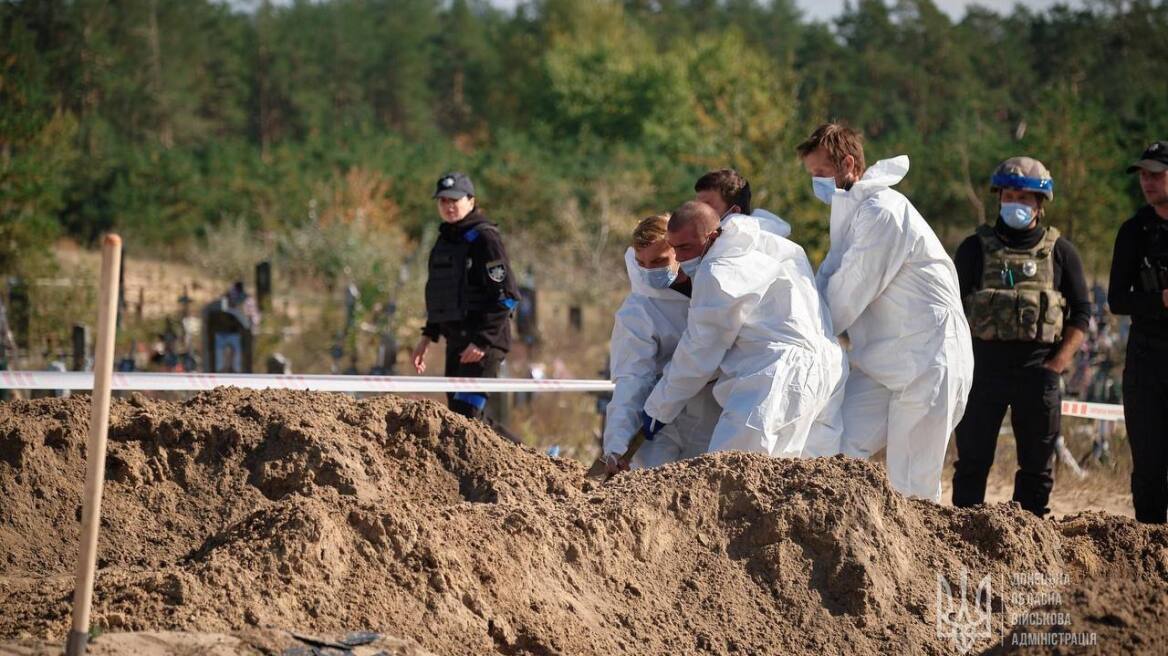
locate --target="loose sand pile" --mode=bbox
[1,390,1166,655]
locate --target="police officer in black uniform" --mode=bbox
[412,172,520,426]
[951,157,1091,517]
[1108,140,1168,524]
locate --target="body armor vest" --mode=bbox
[425,225,499,324]
[964,224,1065,343]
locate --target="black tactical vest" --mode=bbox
[964,224,1065,344]
[1137,220,1168,292]
[424,224,499,324]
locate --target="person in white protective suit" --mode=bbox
[641,201,847,458]
[690,168,847,457]
[602,214,722,474]
[691,168,790,236]
[797,122,974,501]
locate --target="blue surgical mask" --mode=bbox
[678,255,702,278]
[640,264,677,289]
[812,177,838,205]
[1000,202,1035,230]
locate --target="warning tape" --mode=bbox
[0,371,1126,421]
[1060,400,1124,422]
[0,371,617,394]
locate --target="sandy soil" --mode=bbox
[1,390,1165,655]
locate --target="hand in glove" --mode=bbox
[641,411,667,441]
[603,452,631,477]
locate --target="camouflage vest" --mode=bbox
[964,224,1066,343]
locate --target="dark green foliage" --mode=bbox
[2,0,1167,276]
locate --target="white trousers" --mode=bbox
[839,362,970,502]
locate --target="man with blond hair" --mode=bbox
[798,122,973,501]
[602,214,721,472]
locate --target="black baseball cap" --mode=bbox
[1126,141,1168,174]
[432,172,475,199]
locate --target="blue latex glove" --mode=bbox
[641,411,667,441]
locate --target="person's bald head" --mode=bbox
[669,200,719,233]
[667,201,721,263]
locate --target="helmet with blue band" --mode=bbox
[990,157,1054,201]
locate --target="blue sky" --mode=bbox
[487,0,1083,22]
[232,0,1085,22]
[795,0,1080,21]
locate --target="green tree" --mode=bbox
[0,8,76,273]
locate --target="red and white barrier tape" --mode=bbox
[1060,400,1124,421]
[0,371,1126,420]
[0,371,616,394]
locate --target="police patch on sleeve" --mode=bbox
[486,259,507,283]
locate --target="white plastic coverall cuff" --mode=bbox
[633,384,720,467]
[815,156,974,500]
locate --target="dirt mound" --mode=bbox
[1,628,437,655]
[1,389,1166,655]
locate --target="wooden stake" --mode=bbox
[66,234,122,656]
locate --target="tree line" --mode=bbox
[4,0,1167,282]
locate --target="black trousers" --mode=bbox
[952,366,1061,516]
[1123,333,1168,524]
[442,337,519,443]
[443,337,502,419]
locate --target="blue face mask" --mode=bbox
[1000,202,1036,230]
[812,176,838,205]
[640,264,677,289]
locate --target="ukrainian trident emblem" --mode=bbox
[936,568,994,654]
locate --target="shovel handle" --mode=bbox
[67,234,121,656]
[585,429,647,481]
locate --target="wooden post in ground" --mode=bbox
[65,234,122,656]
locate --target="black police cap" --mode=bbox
[1127,141,1168,174]
[433,172,476,199]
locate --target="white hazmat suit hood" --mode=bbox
[602,248,719,466]
[644,212,846,458]
[816,156,974,501]
[747,208,792,238]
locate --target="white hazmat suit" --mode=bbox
[815,156,974,501]
[643,211,846,458]
[603,248,720,467]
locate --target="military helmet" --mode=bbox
[990,156,1054,201]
